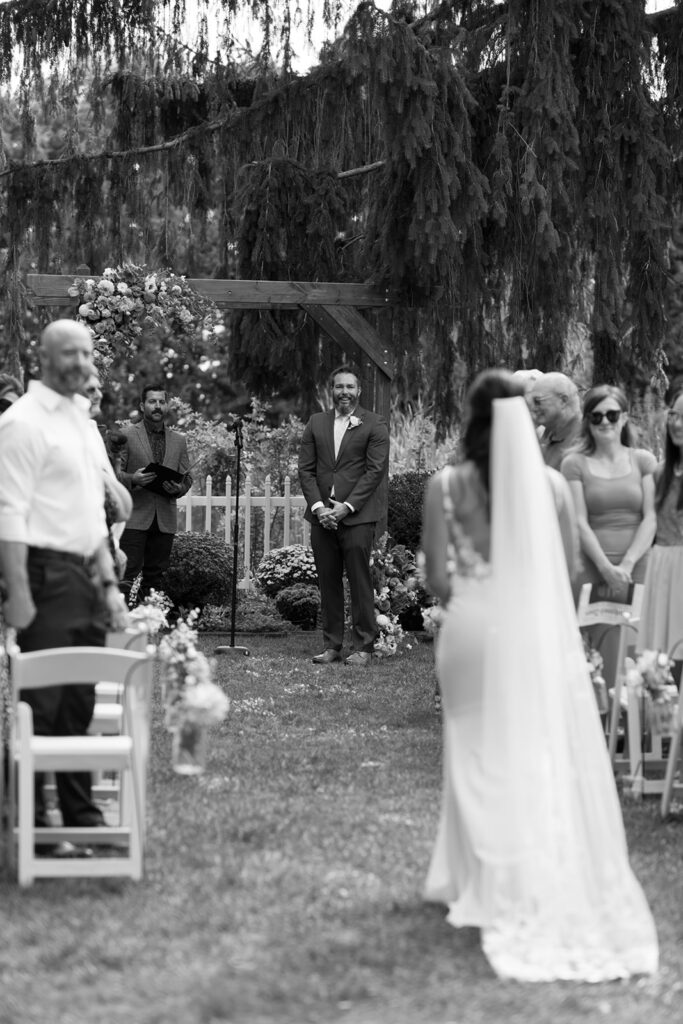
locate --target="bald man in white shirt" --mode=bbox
[0,320,127,850]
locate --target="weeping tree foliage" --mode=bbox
[0,0,682,427]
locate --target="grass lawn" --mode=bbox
[1,633,682,1024]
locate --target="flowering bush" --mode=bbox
[158,609,230,729]
[69,262,223,371]
[274,583,320,630]
[254,544,318,598]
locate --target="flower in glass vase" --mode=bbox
[157,609,230,773]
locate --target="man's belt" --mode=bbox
[28,546,96,568]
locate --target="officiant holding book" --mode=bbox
[117,385,192,605]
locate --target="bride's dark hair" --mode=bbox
[462,369,526,497]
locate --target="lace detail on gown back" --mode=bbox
[425,434,658,983]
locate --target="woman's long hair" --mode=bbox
[576,385,634,454]
[656,381,683,512]
[462,369,525,498]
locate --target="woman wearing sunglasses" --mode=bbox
[561,385,657,599]
[637,382,683,679]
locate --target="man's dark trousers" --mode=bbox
[119,513,175,604]
[311,519,377,653]
[18,549,107,829]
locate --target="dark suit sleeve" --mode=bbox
[344,416,389,513]
[298,418,322,509]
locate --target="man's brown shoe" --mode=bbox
[312,650,342,664]
[344,651,372,667]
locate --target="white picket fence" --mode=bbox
[177,474,310,589]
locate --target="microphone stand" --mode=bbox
[215,417,249,657]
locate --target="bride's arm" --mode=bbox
[421,470,452,604]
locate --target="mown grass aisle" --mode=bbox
[1,634,681,1024]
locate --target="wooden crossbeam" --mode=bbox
[26,275,393,310]
[301,304,393,381]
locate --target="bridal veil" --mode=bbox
[468,396,658,981]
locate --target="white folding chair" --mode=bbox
[42,630,153,812]
[8,645,152,886]
[577,582,643,769]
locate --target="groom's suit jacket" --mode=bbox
[298,405,389,526]
[117,421,191,534]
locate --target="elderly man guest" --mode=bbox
[298,366,390,667]
[0,320,128,853]
[117,385,192,605]
[527,371,582,470]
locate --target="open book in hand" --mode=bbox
[141,462,185,497]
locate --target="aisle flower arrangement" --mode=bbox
[130,595,230,774]
[583,636,608,714]
[69,262,222,368]
[624,649,678,735]
[127,588,172,636]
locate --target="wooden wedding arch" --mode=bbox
[26,275,395,418]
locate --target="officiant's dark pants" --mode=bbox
[17,548,107,830]
[310,519,377,653]
[119,514,175,605]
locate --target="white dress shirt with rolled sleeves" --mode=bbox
[0,380,108,556]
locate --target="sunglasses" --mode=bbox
[589,409,621,426]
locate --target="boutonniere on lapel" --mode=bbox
[348,415,363,430]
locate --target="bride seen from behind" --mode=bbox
[420,368,658,982]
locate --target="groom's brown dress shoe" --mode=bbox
[344,651,371,667]
[312,650,342,664]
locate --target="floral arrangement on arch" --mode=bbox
[69,262,223,369]
[624,649,678,735]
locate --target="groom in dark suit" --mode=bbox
[117,385,192,604]
[298,366,390,667]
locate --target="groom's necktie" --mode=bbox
[333,414,350,459]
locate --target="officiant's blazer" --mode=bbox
[298,405,389,526]
[117,422,191,534]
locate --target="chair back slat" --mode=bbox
[10,646,148,691]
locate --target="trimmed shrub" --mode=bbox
[387,470,431,551]
[163,532,232,610]
[275,583,320,630]
[254,544,318,598]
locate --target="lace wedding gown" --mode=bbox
[424,399,659,983]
